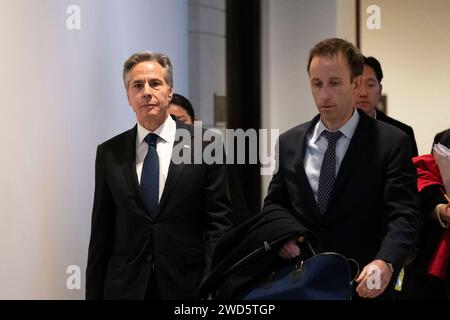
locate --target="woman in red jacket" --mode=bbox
[401,128,450,299]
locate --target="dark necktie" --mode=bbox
[140,133,159,216]
[317,130,342,214]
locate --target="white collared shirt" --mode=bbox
[136,115,176,201]
[304,109,360,201]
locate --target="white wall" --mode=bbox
[360,0,450,154]
[0,0,189,299]
[261,0,354,199]
[336,0,356,43]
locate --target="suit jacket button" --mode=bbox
[146,254,153,261]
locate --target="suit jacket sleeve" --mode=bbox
[375,133,421,271]
[85,145,115,300]
[263,138,291,210]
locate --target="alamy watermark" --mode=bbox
[66,265,81,290]
[366,4,381,30]
[171,121,279,176]
[366,265,382,290]
[66,5,81,30]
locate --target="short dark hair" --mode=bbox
[433,128,450,150]
[364,56,383,83]
[307,38,364,82]
[170,93,195,121]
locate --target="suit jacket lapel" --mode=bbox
[293,115,323,222]
[121,120,191,219]
[157,121,190,214]
[327,111,371,208]
[120,126,151,219]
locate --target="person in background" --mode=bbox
[168,93,250,223]
[169,93,195,125]
[401,128,450,299]
[353,56,418,156]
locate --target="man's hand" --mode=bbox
[355,259,393,298]
[278,236,304,259]
[438,203,450,223]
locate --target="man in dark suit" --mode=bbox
[353,56,418,156]
[86,51,233,300]
[264,38,421,299]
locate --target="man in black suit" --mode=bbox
[353,56,418,156]
[264,38,420,299]
[86,51,233,300]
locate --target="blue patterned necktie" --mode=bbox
[317,130,342,214]
[140,133,159,216]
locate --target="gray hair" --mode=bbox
[122,51,173,89]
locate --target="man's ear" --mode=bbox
[126,92,132,106]
[168,86,173,101]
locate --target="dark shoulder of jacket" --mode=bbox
[174,116,195,136]
[279,114,320,143]
[377,110,414,136]
[98,125,136,150]
[373,113,411,143]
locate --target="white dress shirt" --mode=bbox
[304,109,360,201]
[136,115,176,202]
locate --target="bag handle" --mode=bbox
[223,231,300,280]
[222,233,360,287]
[346,258,360,284]
[299,238,360,283]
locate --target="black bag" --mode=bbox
[240,240,359,300]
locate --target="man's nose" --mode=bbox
[319,86,331,102]
[358,84,368,97]
[143,82,152,98]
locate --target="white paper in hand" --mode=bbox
[433,143,450,196]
